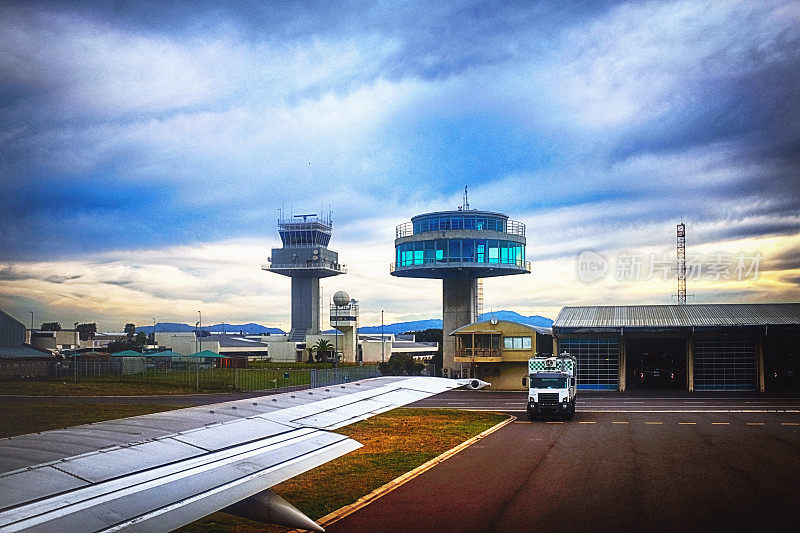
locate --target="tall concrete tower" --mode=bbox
[263,213,346,341]
[391,208,529,378]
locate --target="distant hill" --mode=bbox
[139,311,551,336]
[139,323,285,335]
[356,311,553,335]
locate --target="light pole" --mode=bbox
[197,311,202,352]
[334,303,338,368]
[196,310,202,391]
[381,310,385,363]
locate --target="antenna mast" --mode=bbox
[677,222,686,304]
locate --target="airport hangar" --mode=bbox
[451,303,800,392]
[552,303,800,392]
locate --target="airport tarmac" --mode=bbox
[327,391,800,533]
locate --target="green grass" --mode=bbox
[0,379,203,396]
[179,408,508,532]
[0,401,187,438]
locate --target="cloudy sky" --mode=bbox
[0,0,798,331]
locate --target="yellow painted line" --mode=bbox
[299,414,517,532]
[678,422,696,425]
[781,422,799,426]
[547,421,563,424]
[645,421,662,425]
[712,422,730,425]
[515,421,532,424]
[747,422,764,426]
[612,421,629,424]
[579,421,596,424]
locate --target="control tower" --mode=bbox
[391,207,530,378]
[263,213,346,341]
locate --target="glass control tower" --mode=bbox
[391,208,530,378]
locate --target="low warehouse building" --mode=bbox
[553,303,800,392]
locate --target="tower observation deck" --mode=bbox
[391,209,530,378]
[263,213,345,341]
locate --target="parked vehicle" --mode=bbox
[524,352,577,421]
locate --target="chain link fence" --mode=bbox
[3,360,381,393]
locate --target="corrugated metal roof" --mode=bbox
[553,303,800,328]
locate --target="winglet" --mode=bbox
[223,488,324,532]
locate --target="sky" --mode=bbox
[0,0,798,332]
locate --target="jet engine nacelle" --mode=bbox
[458,378,490,390]
[223,488,324,532]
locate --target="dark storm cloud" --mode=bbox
[0,0,798,264]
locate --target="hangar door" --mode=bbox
[559,338,619,390]
[693,337,756,391]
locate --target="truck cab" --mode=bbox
[524,352,577,420]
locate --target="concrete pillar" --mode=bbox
[334,326,357,363]
[618,337,626,392]
[442,277,476,378]
[687,336,694,392]
[290,276,320,335]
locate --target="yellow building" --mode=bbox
[451,319,554,389]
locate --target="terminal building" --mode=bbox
[392,207,530,378]
[451,318,554,389]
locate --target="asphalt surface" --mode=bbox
[328,390,800,533]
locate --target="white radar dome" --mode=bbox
[333,291,350,306]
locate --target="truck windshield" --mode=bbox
[531,376,567,389]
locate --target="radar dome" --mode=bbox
[333,291,350,306]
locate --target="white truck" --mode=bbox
[524,352,577,420]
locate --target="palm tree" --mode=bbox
[313,339,334,363]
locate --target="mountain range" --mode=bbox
[138,311,552,336]
[355,311,553,335]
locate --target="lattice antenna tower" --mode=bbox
[474,278,484,319]
[677,222,686,304]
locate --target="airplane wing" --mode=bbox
[0,376,488,533]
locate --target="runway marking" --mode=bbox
[684,401,705,404]
[612,421,629,424]
[547,421,563,424]
[678,422,696,425]
[712,422,730,425]
[747,423,764,426]
[579,421,596,424]
[646,421,663,425]
[781,422,799,426]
